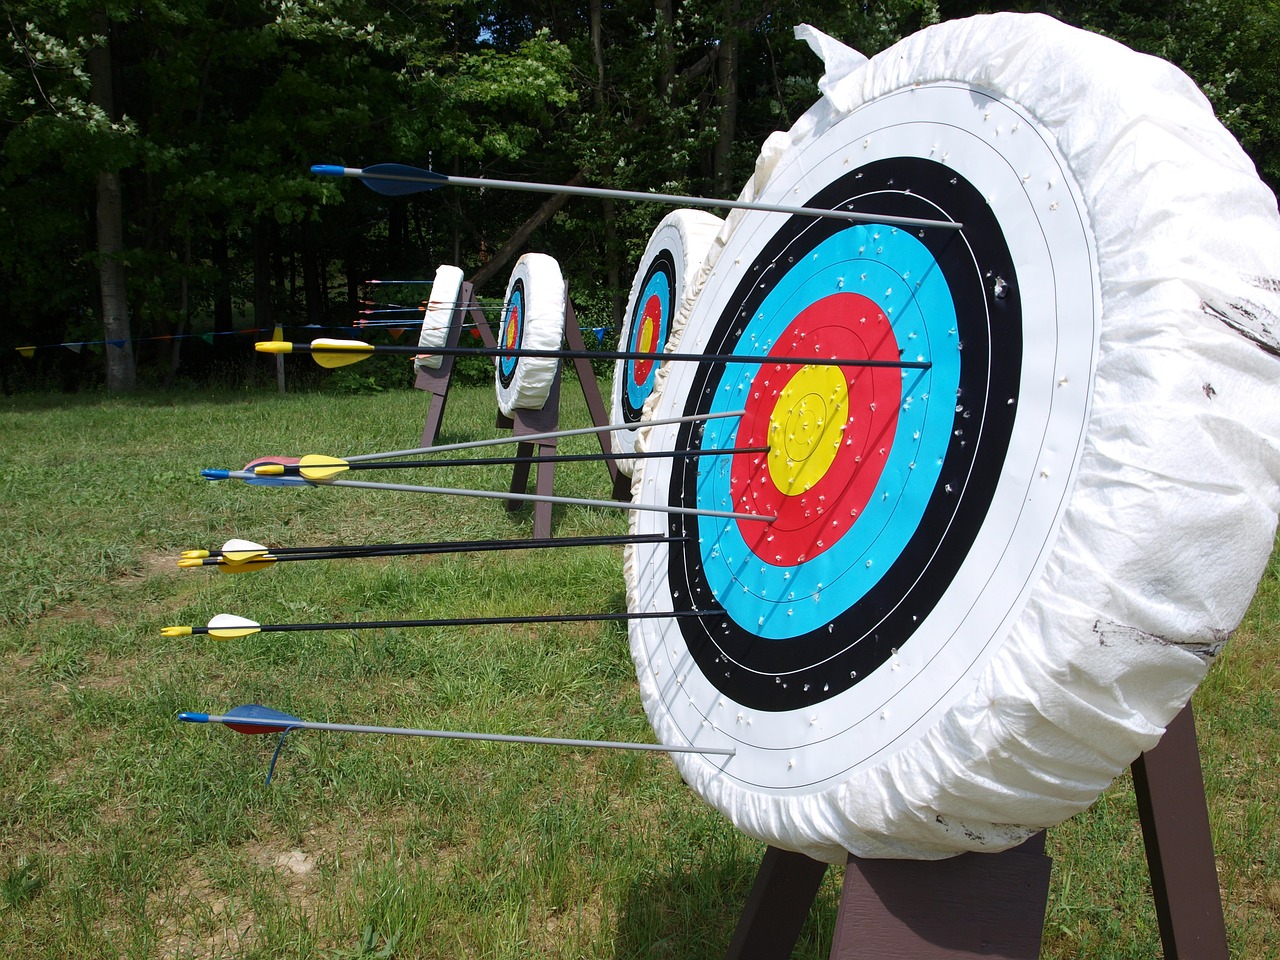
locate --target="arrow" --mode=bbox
[200,471,774,523]
[179,532,681,569]
[202,409,743,468]
[164,607,714,639]
[313,163,963,231]
[228,444,769,482]
[256,337,934,371]
[180,703,735,783]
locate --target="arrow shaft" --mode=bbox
[340,409,745,462]
[194,609,710,635]
[284,445,770,475]
[280,340,934,371]
[195,529,680,568]
[192,713,734,756]
[334,166,960,231]
[222,473,774,522]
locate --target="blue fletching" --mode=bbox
[222,704,302,785]
[358,163,448,197]
[243,474,311,488]
[178,711,209,723]
[225,704,303,729]
[311,164,347,177]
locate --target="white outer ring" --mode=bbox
[626,13,1280,861]
[610,210,723,474]
[495,254,566,417]
[414,264,465,372]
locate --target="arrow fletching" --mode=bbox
[221,538,269,562]
[206,614,262,640]
[180,704,302,783]
[312,163,448,197]
[297,454,350,481]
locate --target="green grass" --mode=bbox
[0,383,1276,958]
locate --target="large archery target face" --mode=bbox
[494,254,565,417]
[628,83,1100,793]
[612,211,723,472]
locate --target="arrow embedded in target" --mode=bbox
[179,532,684,571]
[179,703,735,784]
[163,606,720,640]
[256,337,934,371]
[312,162,963,231]
[208,444,771,484]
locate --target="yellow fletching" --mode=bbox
[298,454,350,481]
[310,338,375,369]
[161,626,193,638]
[208,625,261,640]
[222,548,268,563]
[255,340,293,355]
[217,558,276,574]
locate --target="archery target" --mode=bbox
[625,14,1280,862]
[413,264,465,372]
[495,254,566,418]
[611,210,723,474]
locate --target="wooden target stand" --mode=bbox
[416,281,624,538]
[724,703,1228,959]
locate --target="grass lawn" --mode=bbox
[0,381,1275,958]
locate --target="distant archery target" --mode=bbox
[611,210,722,473]
[414,264,465,372]
[494,254,566,418]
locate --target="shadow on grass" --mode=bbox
[612,849,840,959]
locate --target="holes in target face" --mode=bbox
[662,158,1023,712]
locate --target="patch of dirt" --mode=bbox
[152,864,258,960]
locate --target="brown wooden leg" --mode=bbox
[828,833,1050,959]
[724,846,829,960]
[1132,703,1228,959]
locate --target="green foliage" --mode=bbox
[2,0,1275,391]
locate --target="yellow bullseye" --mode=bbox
[767,364,849,494]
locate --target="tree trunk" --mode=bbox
[87,13,135,392]
[468,172,588,295]
[712,0,742,195]
[253,217,273,330]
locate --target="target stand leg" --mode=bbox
[1131,703,1228,959]
[561,296,626,500]
[725,835,1051,960]
[507,368,563,539]
[414,282,469,447]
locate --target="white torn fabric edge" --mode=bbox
[495,253,566,417]
[413,264,465,371]
[610,210,723,475]
[627,13,1280,861]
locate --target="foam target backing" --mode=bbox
[624,14,1280,862]
[413,264,465,372]
[495,254,566,418]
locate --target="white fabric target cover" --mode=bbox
[625,13,1280,861]
[610,210,723,475]
[413,264,465,372]
[494,253,566,417]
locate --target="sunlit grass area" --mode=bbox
[0,382,1275,958]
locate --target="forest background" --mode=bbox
[2,0,1277,393]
